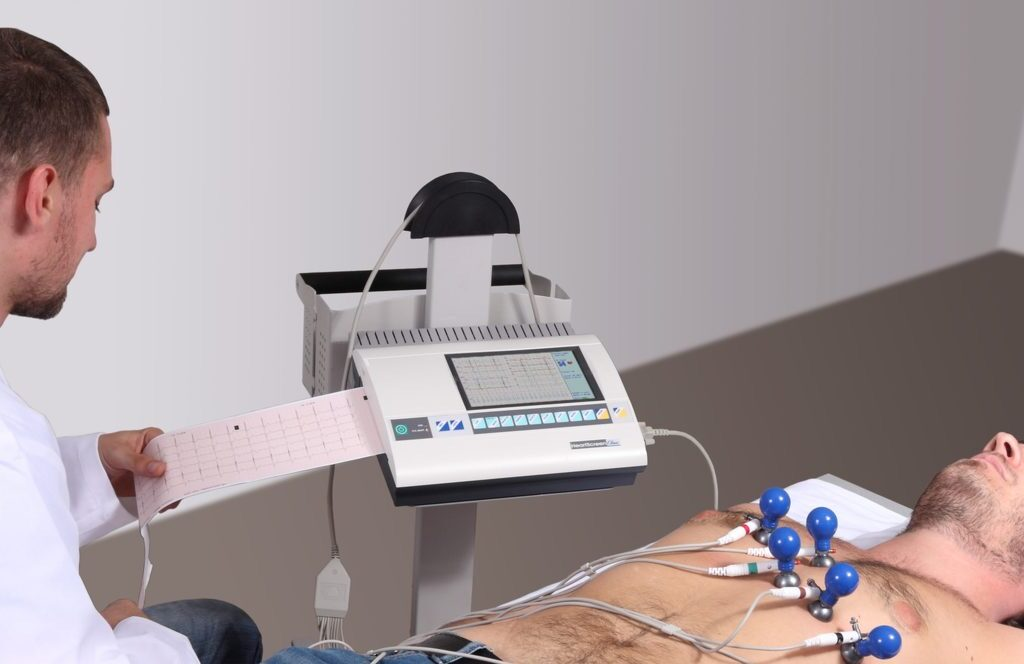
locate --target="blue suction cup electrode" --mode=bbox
[768,526,801,588]
[860,626,903,659]
[841,625,902,662]
[808,562,859,622]
[753,487,791,544]
[806,506,838,568]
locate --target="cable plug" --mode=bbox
[804,630,861,647]
[641,425,720,511]
[639,422,657,446]
[710,561,782,577]
[655,619,686,638]
[315,553,352,627]
[717,518,762,545]
[746,546,819,558]
[770,585,822,600]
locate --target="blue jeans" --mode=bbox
[145,598,263,664]
[265,640,495,664]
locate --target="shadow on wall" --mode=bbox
[81,250,1024,654]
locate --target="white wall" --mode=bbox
[998,101,1024,252]
[3,1,1022,485]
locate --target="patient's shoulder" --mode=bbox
[656,508,759,546]
[688,507,752,527]
[726,502,760,518]
[686,504,820,531]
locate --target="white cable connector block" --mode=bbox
[316,557,351,620]
[803,630,861,647]
[657,621,687,638]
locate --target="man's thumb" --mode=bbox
[134,453,165,477]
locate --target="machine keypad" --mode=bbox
[467,403,613,434]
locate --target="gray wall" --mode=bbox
[82,252,1024,654]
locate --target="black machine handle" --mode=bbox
[300,173,525,295]
[405,172,520,239]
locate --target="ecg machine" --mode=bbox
[296,171,649,632]
[354,334,647,506]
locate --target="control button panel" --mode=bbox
[468,403,613,434]
[389,417,432,440]
[392,402,633,441]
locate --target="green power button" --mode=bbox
[394,424,409,436]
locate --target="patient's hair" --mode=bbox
[0,28,109,194]
[848,559,930,626]
[507,596,683,664]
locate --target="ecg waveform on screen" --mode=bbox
[452,353,575,408]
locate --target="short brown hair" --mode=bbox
[0,28,109,194]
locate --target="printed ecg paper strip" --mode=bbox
[134,387,384,526]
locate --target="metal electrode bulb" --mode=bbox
[768,527,801,588]
[840,625,902,662]
[808,562,859,622]
[754,487,791,544]
[806,506,838,568]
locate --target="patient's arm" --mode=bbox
[974,622,1024,660]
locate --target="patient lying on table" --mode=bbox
[270,432,1024,663]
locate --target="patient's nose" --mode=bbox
[984,433,1021,467]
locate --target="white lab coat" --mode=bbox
[0,371,200,663]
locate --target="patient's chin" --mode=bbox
[909,461,993,537]
[907,461,1024,574]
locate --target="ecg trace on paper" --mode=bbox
[135,387,384,526]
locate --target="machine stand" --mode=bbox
[411,503,479,635]
[411,233,493,634]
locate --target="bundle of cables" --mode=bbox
[314,199,543,645]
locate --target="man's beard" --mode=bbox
[9,282,67,320]
[909,460,1024,576]
[9,209,73,320]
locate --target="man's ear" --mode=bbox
[18,165,59,235]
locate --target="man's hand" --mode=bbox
[100,598,147,629]
[98,428,166,497]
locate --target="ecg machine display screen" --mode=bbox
[446,347,603,410]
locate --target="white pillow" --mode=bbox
[780,474,910,549]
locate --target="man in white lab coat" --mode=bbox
[0,28,262,664]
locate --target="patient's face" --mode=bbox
[908,432,1024,576]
